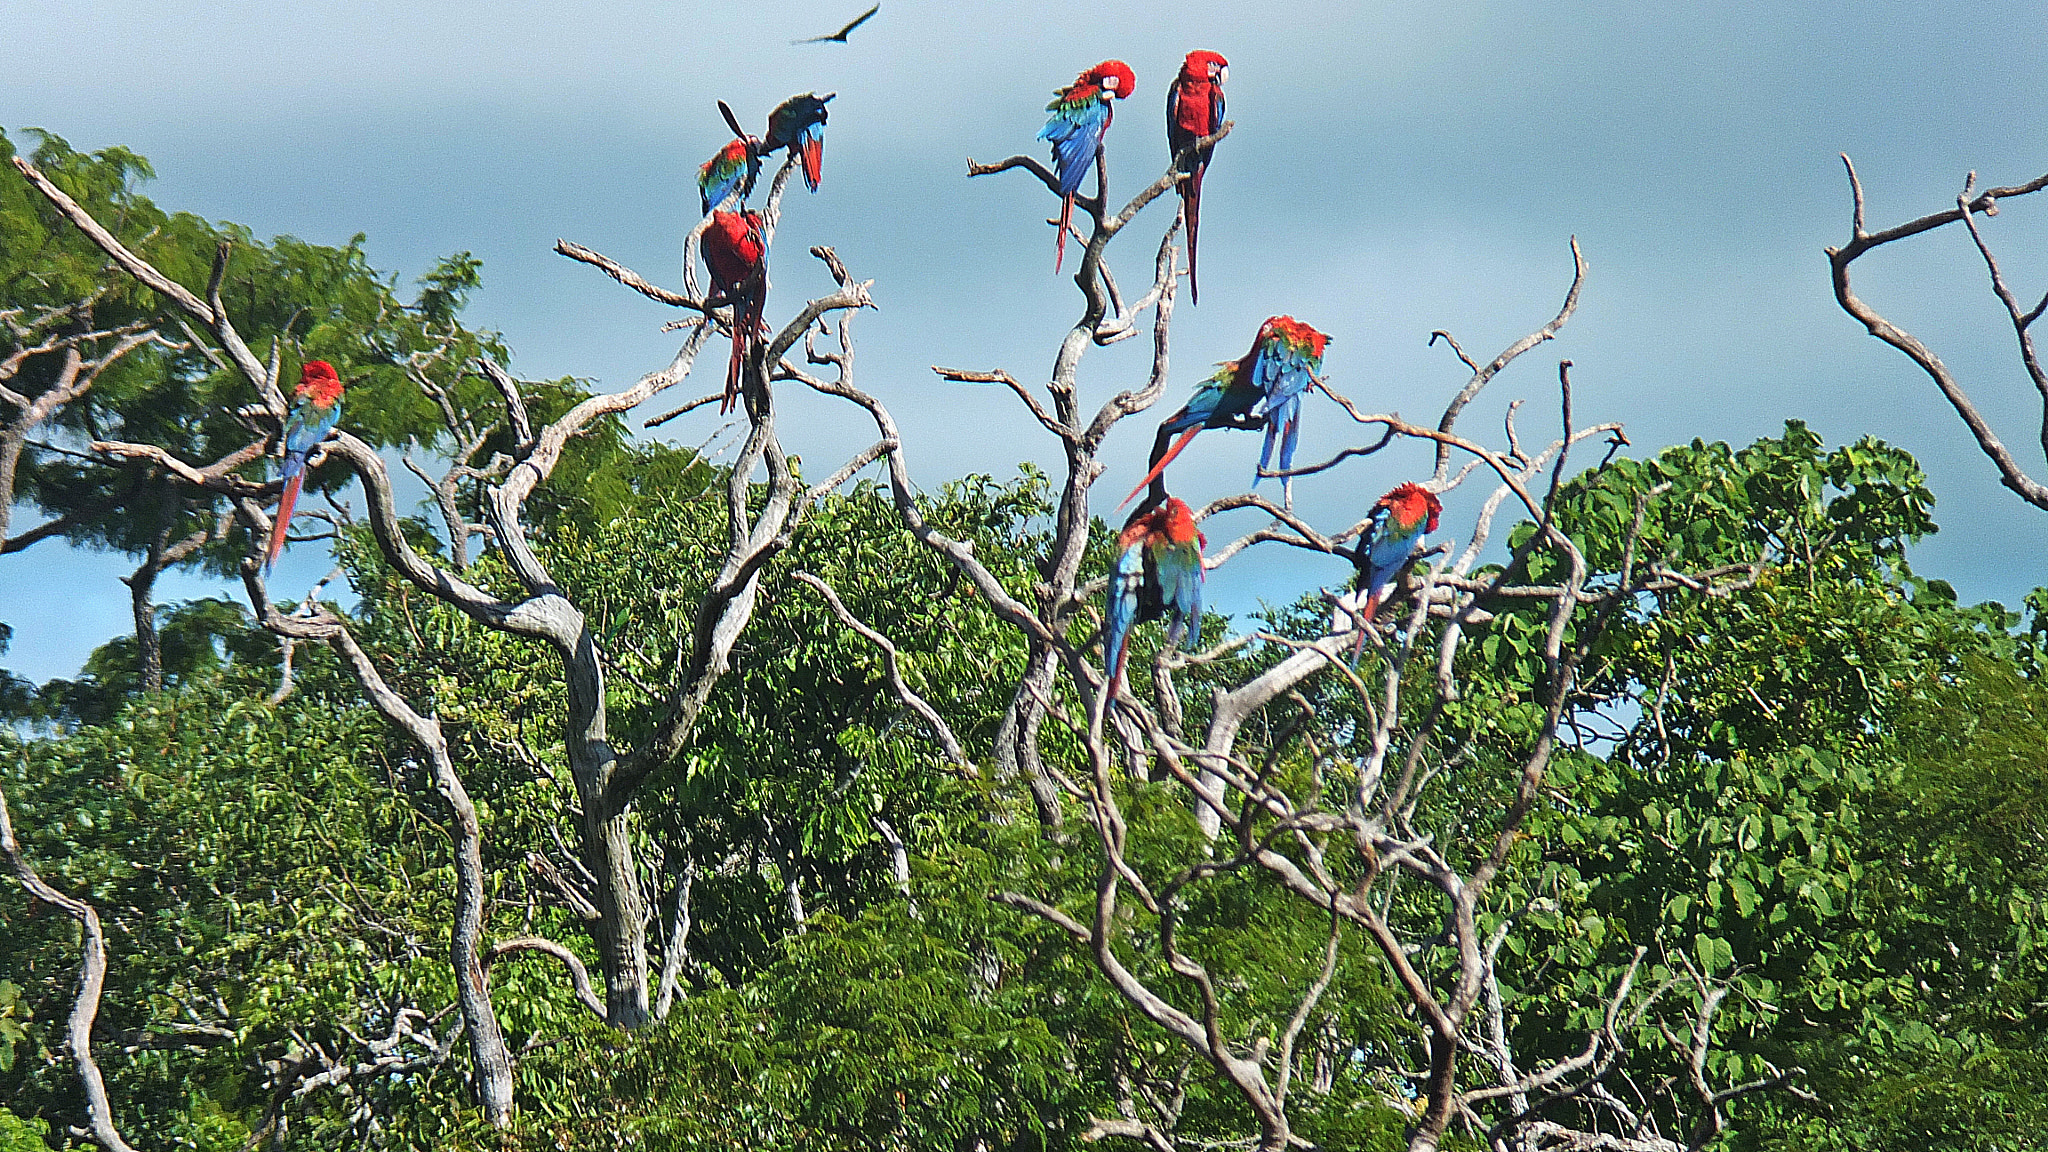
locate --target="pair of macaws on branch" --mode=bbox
[696,93,835,412]
[1037,51,1227,299]
[1101,471,1444,699]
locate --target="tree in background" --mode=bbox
[0,130,515,700]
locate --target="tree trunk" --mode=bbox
[444,746,516,1126]
[561,624,653,1028]
[580,800,652,1027]
[122,547,165,695]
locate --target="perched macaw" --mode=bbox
[703,209,769,414]
[698,137,761,215]
[765,92,834,193]
[1103,496,1205,703]
[1167,50,1227,305]
[264,360,345,572]
[1119,315,1331,508]
[1337,482,1443,654]
[1037,60,1136,272]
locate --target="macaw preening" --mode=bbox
[1119,315,1331,508]
[1167,50,1227,305]
[765,92,834,193]
[1337,482,1443,654]
[1037,59,1136,272]
[1103,496,1205,703]
[703,209,769,414]
[263,360,345,572]
[698,137,762,215]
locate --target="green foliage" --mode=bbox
[0,675,486,1146]
[0,1107,47,1152]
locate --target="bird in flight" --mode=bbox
[793,3,878,44]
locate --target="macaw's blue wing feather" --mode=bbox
[1254,394,1301,485]
[1248,342,1318,419]
[1039,99,1111,198]
[1153,540,1203,651]
[698,143,762,215]
[282,398,342,470]
[1103,536,1147,695]
[1159,374,1231,435]
[268,397,340,572]
[1358,507,1428,611]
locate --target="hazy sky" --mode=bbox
[7,0,2048,681]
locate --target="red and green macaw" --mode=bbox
[1037,59,1136,272]
[264,360,345,572]
[1120,315,1331,507]
[1104,496,1205,702]
[1339,482,1442,654]
[1167,50,1227,305]
[765,92,834,193]
[698,137,762,215]
[703,209,769,414]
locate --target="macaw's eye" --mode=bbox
[1101,74,1119,90]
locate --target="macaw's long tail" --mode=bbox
[721,318,745,414]
[800,136,823,192]
[265,468,305,573]
[1105,642,1129,711]
[1344,590,1385,665]
[1055,194,1074,273]
[721,292,768,415]
[1183,164,1204,305]
[1118,425,1203,510]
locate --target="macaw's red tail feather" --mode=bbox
[1118,426,1203,510]
[722,329,745,414]
[801,138,823,191]
[1055,194,1074,273]
[1344,592,1384,663]
[1184,166,1204,305]
[266,470,304,572]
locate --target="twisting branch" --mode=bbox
[0,305,167,554]
[236,553,516,1125]
[1828,155,2048,511]
[486,937,607,1021]
[792,570,975,772]
[0,785,142,1152]
[11,157,281,411]
[1429,237,1586,482]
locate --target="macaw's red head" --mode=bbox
[1379,482,1442,534]
[1179,50,1229,85]
[1257,315,1333,364]
[1083,60,1136,100]
[296,360,344,406]
[1119,495,1204,549]
[1160,496,1203,546]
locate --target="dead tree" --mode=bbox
[1829,156,2048,512]
[777,131,1776,1151]
[11,140,880,1126]
[0,784,139,1152]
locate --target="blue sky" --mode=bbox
[7,0,2048,680]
